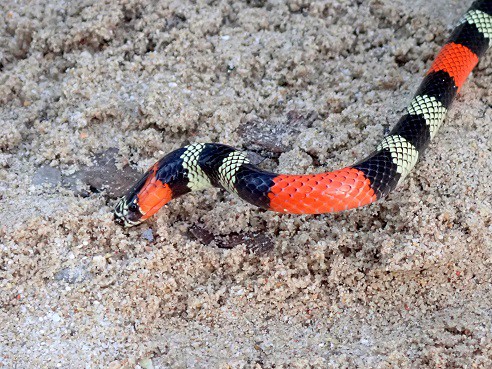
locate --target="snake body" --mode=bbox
[115,0,492,227]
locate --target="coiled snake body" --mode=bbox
[115,0,492,227]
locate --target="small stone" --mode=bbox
[54,267,89,284]
[108,361,123,369]
[92,255,106,269]
[139,358,154,369]
[32,165,62,187]
[141,229,154,242]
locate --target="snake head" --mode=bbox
[114,196,144,227]
[113,159,177,227]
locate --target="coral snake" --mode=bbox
[114,0,491,227]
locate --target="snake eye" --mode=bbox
[128,203,139,212]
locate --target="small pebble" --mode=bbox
[141,229,154,242]
[92,255,106,269]
[139,358,154,369]
[32,165,62,187]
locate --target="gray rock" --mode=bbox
[63,148,141,197]
[141,228,154,242]
[239,110,318,155]
[32,165,62,187]
[54,266,89,284]
[189,226,274,254]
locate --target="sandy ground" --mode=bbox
[1,0,491,367]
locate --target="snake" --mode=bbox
[114,0,491,227]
